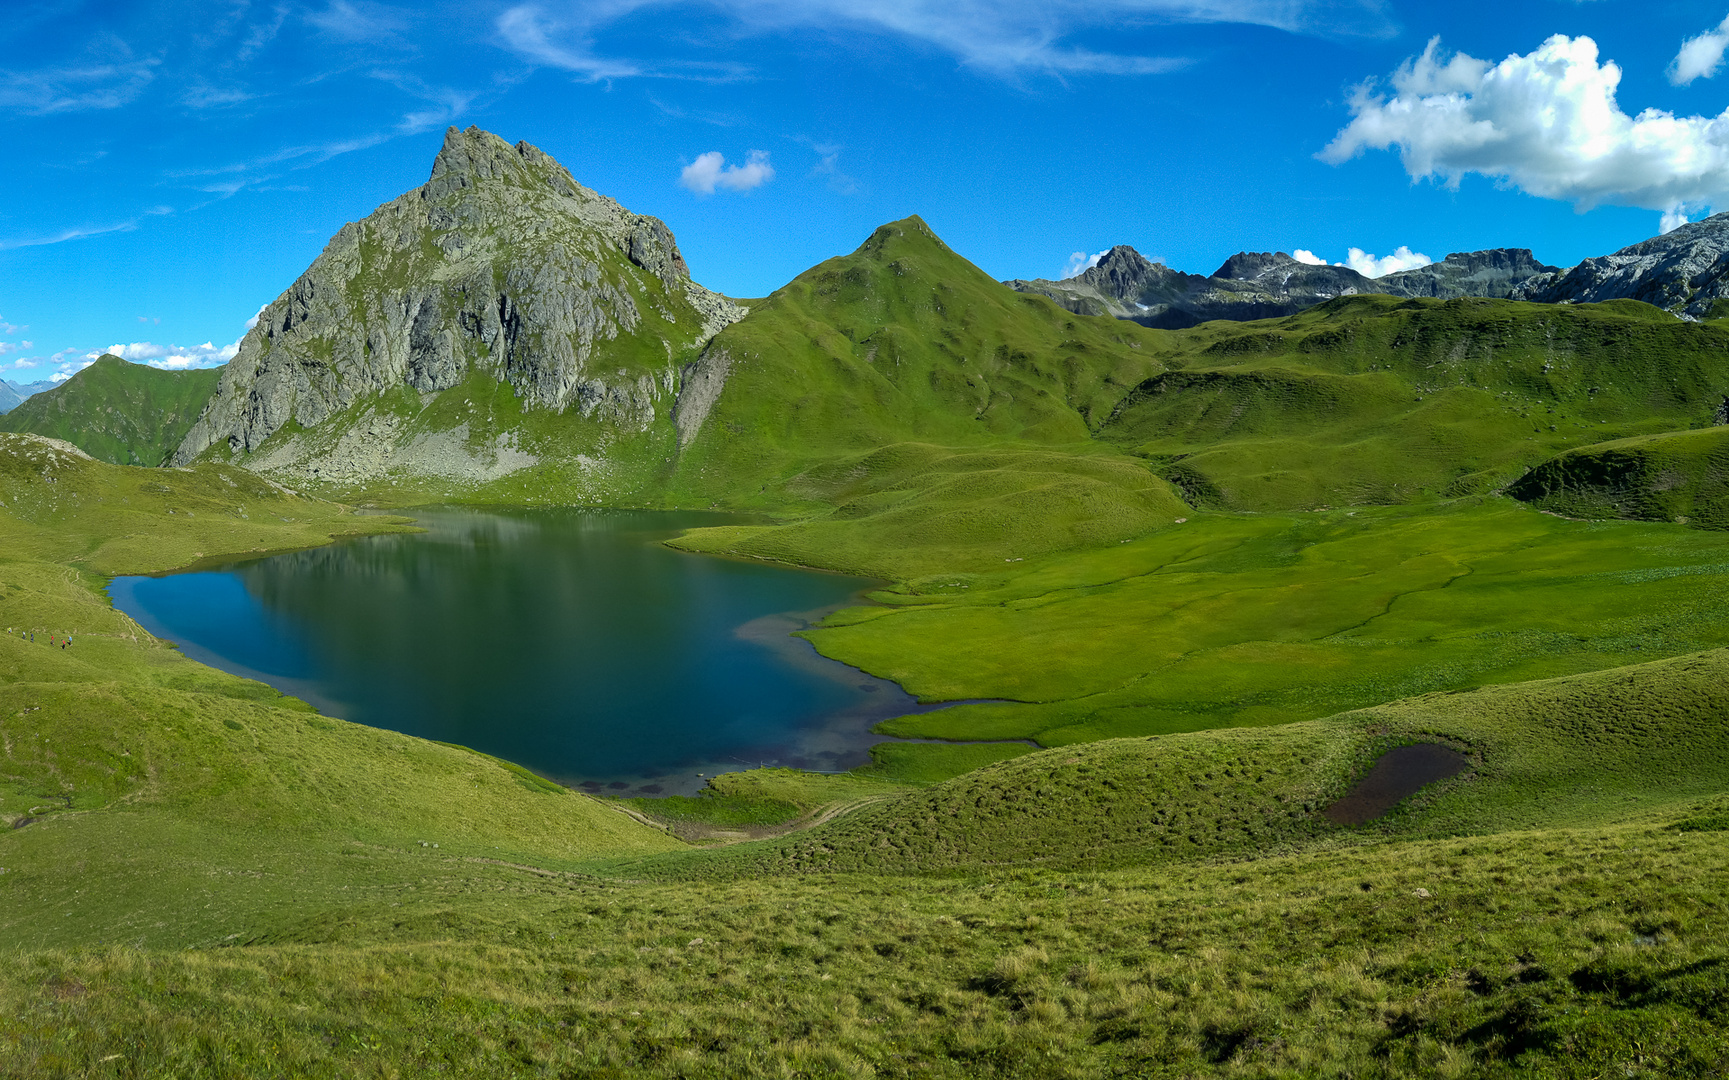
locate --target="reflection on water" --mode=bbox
[108,507,920,794]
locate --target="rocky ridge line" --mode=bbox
[172,126,745,477]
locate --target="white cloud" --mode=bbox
[1343,245,1430,278]
[1671,14,1729,85]
[1063,250,1107,278]
[245,303,269,330]
[97,340,241,369]
[49,372,70,383]
[679,150,775,194]
[494,1,1391,80]
[1660,206,1695,233]
[0,316,26,335]
[1322,34,1729,233]
[1291,249,1328,265]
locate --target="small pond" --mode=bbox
[108,507,927,795]
[1323,743,1472,825]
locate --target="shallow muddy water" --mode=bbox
[1323,743,1472,825]
[108,508,928,795]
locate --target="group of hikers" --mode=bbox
[10,628,70,649]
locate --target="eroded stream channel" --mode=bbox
[108,507,934,795]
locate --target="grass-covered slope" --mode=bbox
[675,217,1170,497]
[0,355,222,467]
[658,218,1191,572]
[0,433,680,949]
[768,499,1729,759]
[1509,424,1729,528]
[657,647,1729,877]
[9,656,1729,1076]
[1099,295,1729,511]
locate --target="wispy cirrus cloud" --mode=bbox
[0,220,141,251]
[0,55,159,114]
[172,73,475,199]
[307,0,414,44]
[494,0,1392,80]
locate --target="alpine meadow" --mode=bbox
[7,90,1729,1080]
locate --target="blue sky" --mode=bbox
[4,1,1729,382]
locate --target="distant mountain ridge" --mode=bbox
[1009,245,1561,328]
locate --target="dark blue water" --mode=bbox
[107,508,919,794]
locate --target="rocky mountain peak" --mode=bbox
[1211,251,1302,282]
[172,127,743,472]
[1519,211,1729,315]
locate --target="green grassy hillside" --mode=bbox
[0,355,222,467]
[11,216,1729,1077]
[674,497,1729,783]
[672,217,1170,502]
[0,434,679,951]
[1099,295,1729,511]
[648,647,1729,878]
[1509,425,1729,527]
[8,652,1729,1076]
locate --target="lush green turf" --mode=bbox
[0,435,680,952]
[11,216,1729,1076]
[667,217,1171,513]
[1099,294,1729,512]
[629,647,1729,878]
[5,809,1729,1077]
[1509,424,1729,528]
[718,498,1729,769]
[0,356,222,468]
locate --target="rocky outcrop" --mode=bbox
[1005,246,1206,328]
[1009,244,1562,328]
[672,347,734,449]
[1376,249,1557,300]
[1513,213,1729,317]
[172,126,745,477]
[1007,246,1372,328]
[1184,252,1370,321]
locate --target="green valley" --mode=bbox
[7,128,1729,1077]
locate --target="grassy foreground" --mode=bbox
[5,423,1729,1076]
[4,809,1728,1078]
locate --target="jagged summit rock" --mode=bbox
[1376,249,1557,300]
[172,126,744,476]
[1008,243,1563,328]
[1516,212,1729,317]
[1004,246,1202,327]
[1007,246,1372,328]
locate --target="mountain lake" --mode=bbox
[107,507,929,796]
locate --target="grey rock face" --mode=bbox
[173,126,744,472]
[1006,246,1370,328]
[1005,246,1205,329]
[1008,243,1572,328]
[672,347,734,449]
[1375,249,1557,300]
[1513,213,1729,317]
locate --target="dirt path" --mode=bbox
[606,792,903,847]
